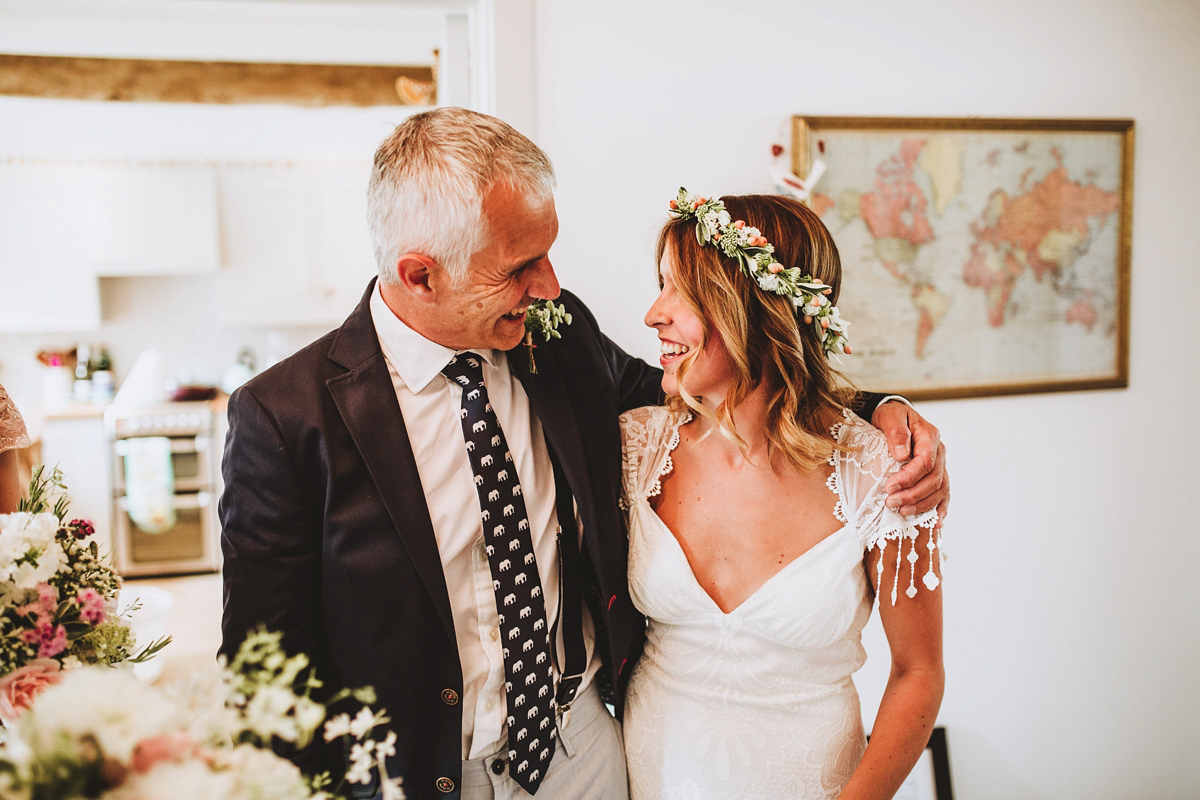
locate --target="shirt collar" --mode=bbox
[369,281,499,393]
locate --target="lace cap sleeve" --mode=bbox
[618,405,685,510]
[832,411,941,606]
[0,385,31,454]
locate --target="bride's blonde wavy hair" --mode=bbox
[657,194,856,471]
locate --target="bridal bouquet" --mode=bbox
[0,629,404,800]
[0,467,168,724]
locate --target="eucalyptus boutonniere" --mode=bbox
[523,299,572,374]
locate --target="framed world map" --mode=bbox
[793,116,1133,400]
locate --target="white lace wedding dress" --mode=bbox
[620,405,940,800]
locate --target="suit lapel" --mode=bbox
[510,344,598,539]
[326,282,457,642]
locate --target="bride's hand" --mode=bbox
[871,401,949,527]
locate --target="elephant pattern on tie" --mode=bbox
[441,354,558,795]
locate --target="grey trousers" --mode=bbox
[460,682,630,800]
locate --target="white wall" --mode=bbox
[533,1,1200,798]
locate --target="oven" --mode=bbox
[105,401,222,576]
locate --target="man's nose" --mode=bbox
[529,258,561,301]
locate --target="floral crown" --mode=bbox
[667,188,850,357]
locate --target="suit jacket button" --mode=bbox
[491,758,506,775]
[436,777,456,793]
[442,688,460,705]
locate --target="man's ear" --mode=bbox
[392,253,441,303]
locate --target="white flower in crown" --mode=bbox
[800,297,827,316]
[757,273,782,293]
[701,208,730,236]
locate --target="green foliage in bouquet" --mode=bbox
[15,467,67,519]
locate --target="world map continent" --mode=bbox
[963,151,1120,332]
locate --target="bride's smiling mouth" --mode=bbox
[659,339,690,365]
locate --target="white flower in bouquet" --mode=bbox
[103,759,239,800]
[214,744,315,800]
[0,512,64,603]
[169,669,243,747]
[242,685,326,746]
[107,745,315,800]
[15,667,177,764]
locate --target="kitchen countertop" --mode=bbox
[31,395,228,440]
[43,401,109,419]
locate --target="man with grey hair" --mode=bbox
[220,107,948,800]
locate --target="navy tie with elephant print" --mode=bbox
[442,354,556,795]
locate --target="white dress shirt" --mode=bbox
[369,284,600,760]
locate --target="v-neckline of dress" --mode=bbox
[644,502,852,616]
[640,408,851,616]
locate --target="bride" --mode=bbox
[621,191,944,800]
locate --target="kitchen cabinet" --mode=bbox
[0,162,101,332]
[0,159,222,331]
[82,162,220,276]
[215,162,377,327]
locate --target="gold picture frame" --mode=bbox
[793,116,1134,401]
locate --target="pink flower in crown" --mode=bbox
[0,658,62,725]
[75,588,107,625]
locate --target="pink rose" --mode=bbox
[131,732,195,774]
[0,659,62,725]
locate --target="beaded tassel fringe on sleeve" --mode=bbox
[830,409,943,606]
